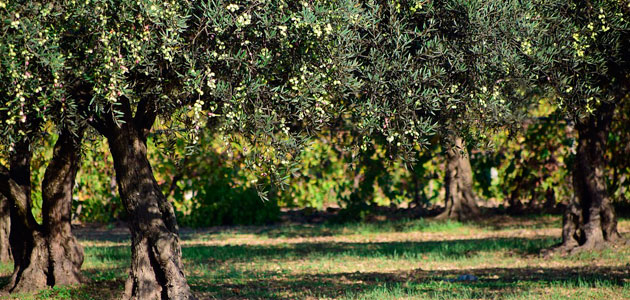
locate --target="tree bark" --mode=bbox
[0,129,84,293]
[2,138,45,293]
[0,194,11,263]
[554,103,621,254]
[436,136,480,221]
[41,129,85,286]
[106,122,193,300]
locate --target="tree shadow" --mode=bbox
[81,237,557,268]
[0,275,9,291]
[180,237,557,262]
[7,263,628,300]
[73,213,565,242]
[74,225,131,243]
[475,214,561,230]
[185,214,566,239]
[187,265,630,299]
[15,235,628,299]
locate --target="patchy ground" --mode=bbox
[1,215,629,299]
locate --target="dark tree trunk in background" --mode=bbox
[554,103,621,254]
[0,129,84,293]
[506,174,525,214]
[0,194,11,263]
[436,136,480,221]
[105,119,193,300]
[544,187,556,212]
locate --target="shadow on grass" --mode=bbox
[250,219,467,239]
[189,265,630,299]
[83,237,558,264]
[9,235,629,299]
[74,214,562,242]
[11,263,629,300]
[186,237,557,261]
[77,237,558,297]
[475,214,561,231]
[73,222,404,242]
[0,275,9,291]
[4,263,630,300]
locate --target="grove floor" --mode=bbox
[1,215,630,299]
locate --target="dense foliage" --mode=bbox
[59,107,630,226]
[3,0,628,225]
[526,0,630,117]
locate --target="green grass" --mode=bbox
[258,218,470,238]
[1,215,629,299]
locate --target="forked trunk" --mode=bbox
[554,104,621,254]
[0,129,84,293]
[436,136,480,221]
[107,123,193,300]
[0,194,10,262]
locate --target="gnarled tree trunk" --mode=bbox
[0,129,84,293]
[554,104,621,254]
[0,194,11,263]
[106,122,193,300]
[436,136,480,221]
[41,129,85,286]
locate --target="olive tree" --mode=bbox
[58,0,359,298]
[0,2,85,292]
[343,0,533,220]
[527,0,630,253]
[0,193,9,263]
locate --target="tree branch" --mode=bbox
[0,164,40,233]
[86,114,110,137]
[133,97,158,139]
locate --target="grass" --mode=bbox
[1,215,629,299]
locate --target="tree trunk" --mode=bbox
[554,104,621,254]
[436,136,480,221]
[543,187,556,212]
[0,194,11,263]
[506,174,525,215]
[0,129,84,293]
[41,129,85,286]
[106,123,193,300]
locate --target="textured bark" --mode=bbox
[41,129,85,286]
[1,139,46,293]
[436,136,480,221]
[554,104,621,254]
[0,194,11,262]
[0,129,84,293]
[106,123,193,300]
